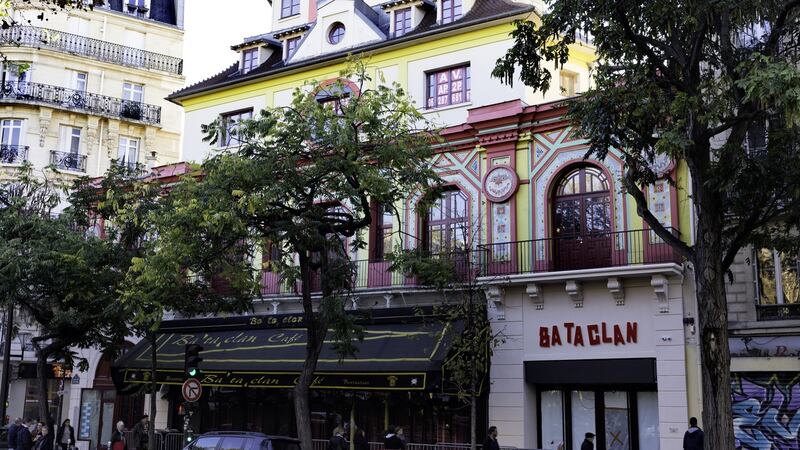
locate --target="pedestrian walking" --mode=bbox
[16,419,34,450]
[56,420,74,450]
[327,427,346,450]
[111,421,127,450]
[131,415,149,450]
[580,432,595,450]
[683,417,704,450]
[34,425,53,450]
[384,426,404,450]
[483,426,500,450]
[9,418,22,450]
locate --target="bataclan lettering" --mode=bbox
[539,322,638,347]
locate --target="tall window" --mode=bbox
[219,109,253,147]
[554,166,611,236]
[560,70,578,96]
[426,65,470,109]
[2,62,30,84]
[281,0,300,17]
[372,204,394,261]
[286,37,301,59]
[757,248,799,305]
[1,119,23,147]
[73,71,88,92]
[427,189,468,254]
[61,127,82,155]
[117,137,139,166]
[242,49,258,74]
[122,82,144,103]
[394,8,412,36]
[441,0,462,23]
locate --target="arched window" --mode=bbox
[553,166,611,236]
[427,189,469,254]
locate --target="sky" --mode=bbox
[183,1,273,85]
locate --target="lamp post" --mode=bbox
[0,307,14,425]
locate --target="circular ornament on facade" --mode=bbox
[648,153,674,178]
[483,165,519,203]
[328,23,346,45]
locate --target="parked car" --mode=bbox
[184,432,300,450]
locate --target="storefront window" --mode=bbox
[540,391,564,449]
[604,392,629,450]
[24,379,59,421]
[78,390,101,442]
[570,391,596,450]
[637,392,660,450]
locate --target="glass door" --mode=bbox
[604,392,630,450]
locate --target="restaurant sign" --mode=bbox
[121,368,428,391]
[539,322,639,348]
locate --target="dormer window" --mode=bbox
[286,37,300,59]
[394,8,412,37]
[328,23,346,45]
[281,0,300,18]
[242,48,259,74]
[441,0,462,24]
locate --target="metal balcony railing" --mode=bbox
[0,81,161,125]
[756,303,800,321]
[0,26,183,75]
[478,228,682,277]
[50,150,87,172]
[0,144,28,164]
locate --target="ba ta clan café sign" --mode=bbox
[539,322,638,348]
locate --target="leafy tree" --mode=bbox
[493,1,800,447]
[179,60,441,449]
[0,165,128,428]
[74,164,256,450]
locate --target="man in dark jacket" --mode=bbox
[16,419,33,450]
[9,418,21,450]
[580,432,595,450]
[483,426,500,450]
[327,428,346,450]
[683,417,704,450]
[131,416,149,450]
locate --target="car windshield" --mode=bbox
[192,437,222,450]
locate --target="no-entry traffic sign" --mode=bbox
[182,378,202,402]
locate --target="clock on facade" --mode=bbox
[648,153,674,178]
[483,165,519,203]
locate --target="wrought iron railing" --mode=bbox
[0,81,161,125]
[756,303,800,321]
[0,144,28,164]
[0,26,183,75]
[50,150,87,172]
[477,228,682,277]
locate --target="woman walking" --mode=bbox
[55,420,74,450]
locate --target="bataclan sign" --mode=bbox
[539,322,638,348]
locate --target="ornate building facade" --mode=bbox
[0,2,185,449]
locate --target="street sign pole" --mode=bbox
[0,307,14,425]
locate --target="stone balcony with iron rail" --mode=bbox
[0,81,161,126]
[0,26,183,76]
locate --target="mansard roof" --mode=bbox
[168,0,534,103]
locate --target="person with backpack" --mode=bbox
[683,417,705,450]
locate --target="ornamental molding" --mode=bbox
[607,277,625,306]
[485,285,505,320]
[651,274,669,313]
[526,283,543,310]
[565,280,584,308]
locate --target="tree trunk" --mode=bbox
[470,374,477,450]
[32,339,54,428]
[148,333,158,450]
[294,253,328,450]
[693,238,734,449]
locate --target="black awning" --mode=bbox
[524,358,657,387]
[113,317,459,392]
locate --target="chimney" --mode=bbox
[308,0,317,23]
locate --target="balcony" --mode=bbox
[0,26,183,75]
[0,144,29,164]
[0,81,161,125]
[50,150,87,172]
[478,228,682,279]
[756,303,800,321]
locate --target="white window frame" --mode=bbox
[284,37,301,60]
[219,109,253,147]
[1,119,24,148]
[122,82,144,103]
[560,70,578,97]
[117,136,140,166]
[242,48,259,74]
[60,126,82,155]
[756,248,799,305]
[73,71,88,92]
[2,62,31,84]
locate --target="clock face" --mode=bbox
[484,166,519,202]
[649,154,673,177]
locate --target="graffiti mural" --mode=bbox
[732,373,800,450]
